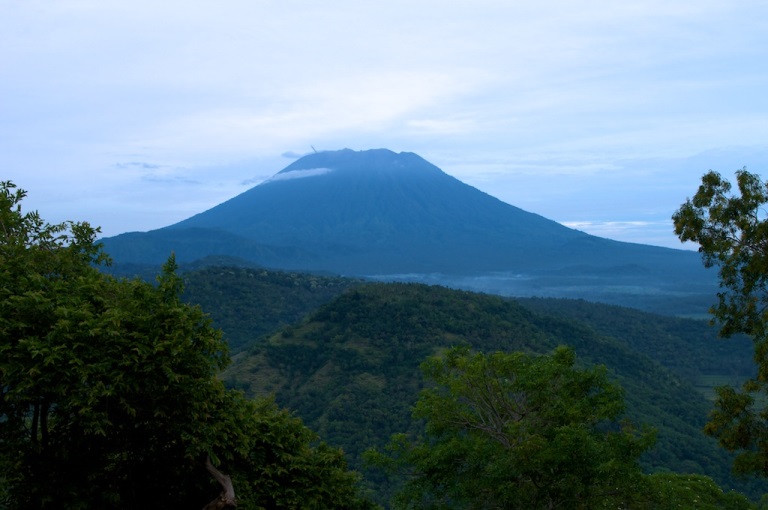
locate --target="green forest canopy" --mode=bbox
[0,181,375,509]
[3,179,767,508]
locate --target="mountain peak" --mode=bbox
[265,149,395,183]
[156,148,583,273]
[283,148,406,168]
[269,148,435,181]
[102,148,705,288]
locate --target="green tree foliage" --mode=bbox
[642,473,754,509]
[519,297,754,382]
[233,397,377,509]
[673,169,768,477]
[369,346,656,509]
[0,182,375,509]
[674,169,768,340]
[181,265,359,352]
[225,280,765,500]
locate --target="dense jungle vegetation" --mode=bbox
[0,183,375,509]
[5,175,768,508]
[214,277,762,502]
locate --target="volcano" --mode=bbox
[102,148,713,312]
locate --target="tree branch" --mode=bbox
[203,456,236,509]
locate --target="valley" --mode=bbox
[178,265,764,502]
[95,148,763,503]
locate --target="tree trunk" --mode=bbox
[203,457,236,509]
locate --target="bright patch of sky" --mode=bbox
[2,1,767,248]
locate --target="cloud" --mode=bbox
[140,175,200,185]
[281,151,309,159]
[3,0,768,248]
[240,176,270,186]
[112,161,202,185]
[406,118,477,135]
[562,220,658,232]
[263,168,335,183]
[114,161,163,170]
[560,220,689,249]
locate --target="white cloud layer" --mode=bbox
[2,1,767,247]
[264,168,335,183]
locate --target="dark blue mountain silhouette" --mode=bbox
[102,148,713,311]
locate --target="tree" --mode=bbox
[0,181,376,509]
[368,346,655,509]
[673,169,768,477]
[642,473,754,510]
[229,396,378,510]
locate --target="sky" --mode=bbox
[2,1,767,249]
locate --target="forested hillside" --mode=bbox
[183,273,764,501]
[518,297,755,397]
[0,185,376,509]
[182,265,360,352]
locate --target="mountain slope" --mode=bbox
[222,281,763,501]
[103,148,697,273]
[101,148,716,313]
[181,266,360,352]
[166,148,588,273]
